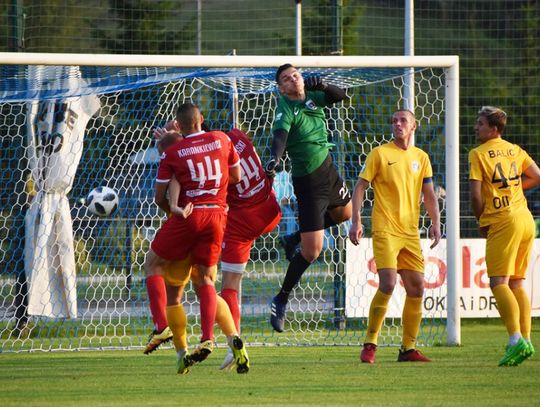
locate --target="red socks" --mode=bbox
[198,284,217,341]
[146,275,168,332]
[221,288,240,332]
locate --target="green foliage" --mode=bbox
[303,0,365,55]
[93,0,196,54]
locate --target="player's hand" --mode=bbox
[153,127,168,140]
[264,157,277,179]
[153,120,179,140]
[304,76,328,91]
[170,202,193,218]
[348,222,363,246]
[429,224,442,249]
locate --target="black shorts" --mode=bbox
[292,154,351,233]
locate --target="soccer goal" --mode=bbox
[0,53,460,352]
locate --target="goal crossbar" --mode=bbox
[0,52,458,69]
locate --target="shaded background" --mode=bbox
[2,0,539,233]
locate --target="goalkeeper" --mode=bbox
[265,64,352,333]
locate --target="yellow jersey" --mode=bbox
[468,138,534,226]
[360,142,433,237]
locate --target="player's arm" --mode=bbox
[348,177,369,246]
[168,176,193,218]
[229,162,241,185]
[422,180,441,249]
[521,162,540,190]
[468,150,489,237]
[304,76,346,104]
[469,179,484,221]
[155,181,171,214]
[227,136,242,184]
[265,128,288,178]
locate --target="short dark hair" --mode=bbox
[275,63,294,83]
[175,102,200,128]
[393,109,416,120]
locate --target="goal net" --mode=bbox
[0,54,460,352]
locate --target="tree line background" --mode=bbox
[1,0,539,232]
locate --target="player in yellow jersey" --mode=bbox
[469,106,540,366]
[349,109,441,364]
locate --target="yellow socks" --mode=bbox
[215,294,237,337]
[166,304,187,351]
[511,286,532,340]
[402,296,423,351]
[364,290,391,344]
[492,284,520,336]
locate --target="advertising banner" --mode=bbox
[345,238,540,318]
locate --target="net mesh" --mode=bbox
[0,63,448,351]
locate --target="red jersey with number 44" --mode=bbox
[156,130,240,209]
[226,128,273,209]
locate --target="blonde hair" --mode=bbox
[478,106,507,133]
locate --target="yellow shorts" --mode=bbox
[163,256,192,287]
[372,231,424,272]
[485,209,535,278]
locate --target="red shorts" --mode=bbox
[151,208,226,267]
[221,194,281,266]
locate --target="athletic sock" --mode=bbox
[509,333,522,346]
[402,296,423,351]
[146,275,168,332]
[215,293,237,336]
[511,286,532,340]
[365,290,392,345]
[276,251,312,303]
[221,288,241,333]
[166,304,187,351]
[492,284,520,337]
[198,284,217,341]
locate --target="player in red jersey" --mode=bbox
[144,131,242,373]
[144,102,250,374]
[149,124,281,371]
[218,128,282,369]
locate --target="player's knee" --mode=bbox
[378,281,396,295]
[406,285,424,298]
[403,277,424,297]
[221,270,243,290]
[144,251,164,277]
[166,285,184,305]
[201,273,216,286]
[300,247,322,263]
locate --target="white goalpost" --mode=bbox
[0,53,460,352]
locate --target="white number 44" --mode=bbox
[187,157,222,188]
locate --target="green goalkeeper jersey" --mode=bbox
[272,90,334,177]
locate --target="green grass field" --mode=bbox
[1,320,539,407]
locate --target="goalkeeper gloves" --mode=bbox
[264,157,278,179]
[304,75,328,91]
